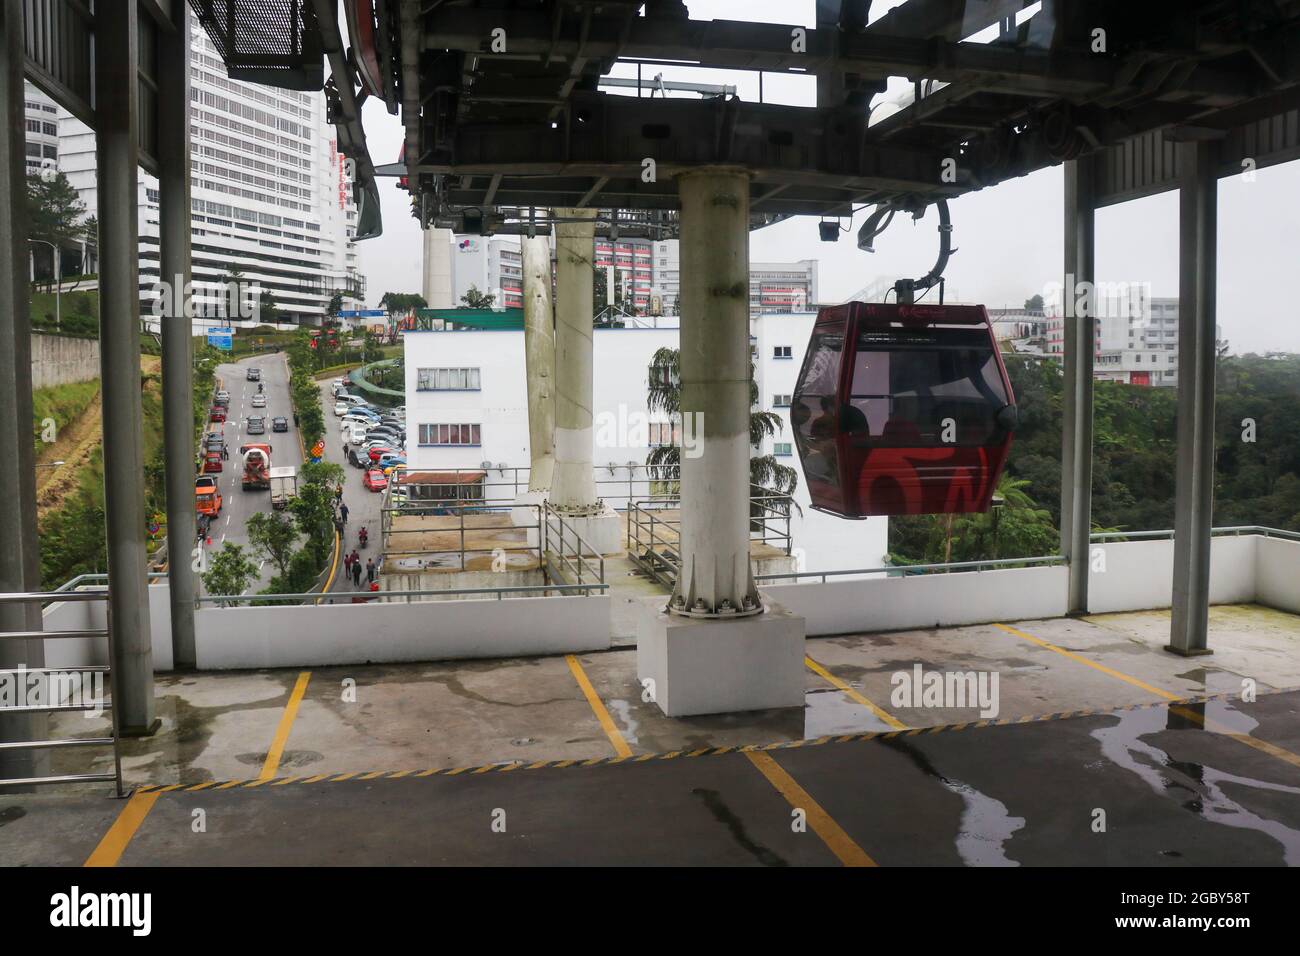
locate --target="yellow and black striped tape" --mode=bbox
[132,687,1285,796]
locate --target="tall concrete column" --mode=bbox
[98,2,157,734]
[421,226,454,309]
[158,13,197,669]
[1060,156,1096,615]
[670,168,760,617]
[550,208,599,513]
[0,0,47,783]
[522,233,556,492]
[1168,140,1219,656]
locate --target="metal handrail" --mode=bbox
[382,502,543,573]
[195,582,608,604]
[541,502,606,593]
[1090,525,1300,542]
[757,555,1065,583]
[0,589,123,796]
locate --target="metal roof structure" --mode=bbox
[173,2,1300,238]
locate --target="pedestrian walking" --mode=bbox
[351,558,363,587]
[221,444,229,461]
[339,502,349,524]
[333,515,344,538]
[334,483,343,503]
[366,558,376,584]
[343,551,354,575]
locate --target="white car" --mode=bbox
[347,423,369,445]
[251,393,267,408]
[333,401,350,417]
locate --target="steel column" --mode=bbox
[670,167,761,618]
[0,0,47,783]
[1168,140,1219,656]
[97,2,157,733]
[158,8,196,668]
[1061,155,1096,615]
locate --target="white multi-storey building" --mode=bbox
[401,313,889,574]
[55,10,363,331]
[653,240,819,316]
[23,81,59,177]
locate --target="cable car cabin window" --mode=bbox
[790,331,845,488]
[847,330,1008,448]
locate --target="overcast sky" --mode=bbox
[353,0,1300,355]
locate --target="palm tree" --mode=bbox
[646,346,799,510]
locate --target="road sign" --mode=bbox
[338,309,385,318]
[207,326,233,350]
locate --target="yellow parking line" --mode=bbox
[259,671,311,781]
[84,791,160,868]
[805,656,907,729]
[995,622,1300,768]
[565,653,633,758]
[745,751,876,867]
[992,623,1178,700]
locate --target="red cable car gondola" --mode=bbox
[790,301,1018,518]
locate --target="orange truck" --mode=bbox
[240,443,273,491]
[195,484,223,518]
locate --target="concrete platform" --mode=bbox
[4,603,1298,865]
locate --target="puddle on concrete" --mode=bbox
[605,697,641,747]
[1091,705,1300,863]
[803,686,898,736]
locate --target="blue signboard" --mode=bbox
[338,309,385,318]
[207,326,233,350]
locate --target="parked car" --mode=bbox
[271,416,289,433]
[347,423,369,445]
[202,450,223,473]
[339,394,369,408]
[365,427,403,443]
[346,446,369,468]
[214,390,230,406]
[363,469,388,492]
[247,415,266,435]
[204,431,225,450]
[367,445,396,463]
[333,401,350,417]
[195,476,218,493]
[209,406,227,423]
[251,393,267,408]
[246,367,261,381]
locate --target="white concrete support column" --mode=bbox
[636,167,804,718]
[546,208,620,555]
[421,226,454,310]
[522,233,556,493]
[671,168,760,618]
[550,208,600,512]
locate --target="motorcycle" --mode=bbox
[358,527,369,549]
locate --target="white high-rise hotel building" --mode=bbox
[56,10,363,329]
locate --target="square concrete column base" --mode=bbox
[636,594,805,716]
[546,504,622,556]
[512,491,548,549]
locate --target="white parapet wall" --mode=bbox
[193,593,610,669]
[1255,536,1300,614]
[39,583,174,671]
[1086,535,1258,614]
[765,565,1069,637]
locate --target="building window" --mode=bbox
[773,345,792,359]
[773,442,793,457]
[416,367,481,391]
[648,421,680,447]
[418,423,482,446]
[772,394,792,407]
[648,363,678,388]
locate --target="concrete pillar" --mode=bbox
[158,11,197,668]
[671,167,760,617]
[1168,140,1219,656]
[97,2,157,734]
[421,227,454,309]
[1060,156,1096,616]
[550,208,599,513]
[522,233,556,493]
[0,0,47,783]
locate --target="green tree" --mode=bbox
[459,284,496,309]
[202,543,259,607]
[326,291,344,319]
[379,291,427,314]
[247,509,300,582]
[362,330,384,364]
[289,479,337,568]
[25,171,88,290]
[258,288,282,326]
[1024,293,1045,311]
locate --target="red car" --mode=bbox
[363,469,388,492]
[209,406,227,423]
[367,445,395,464]
[202,450,223,473]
